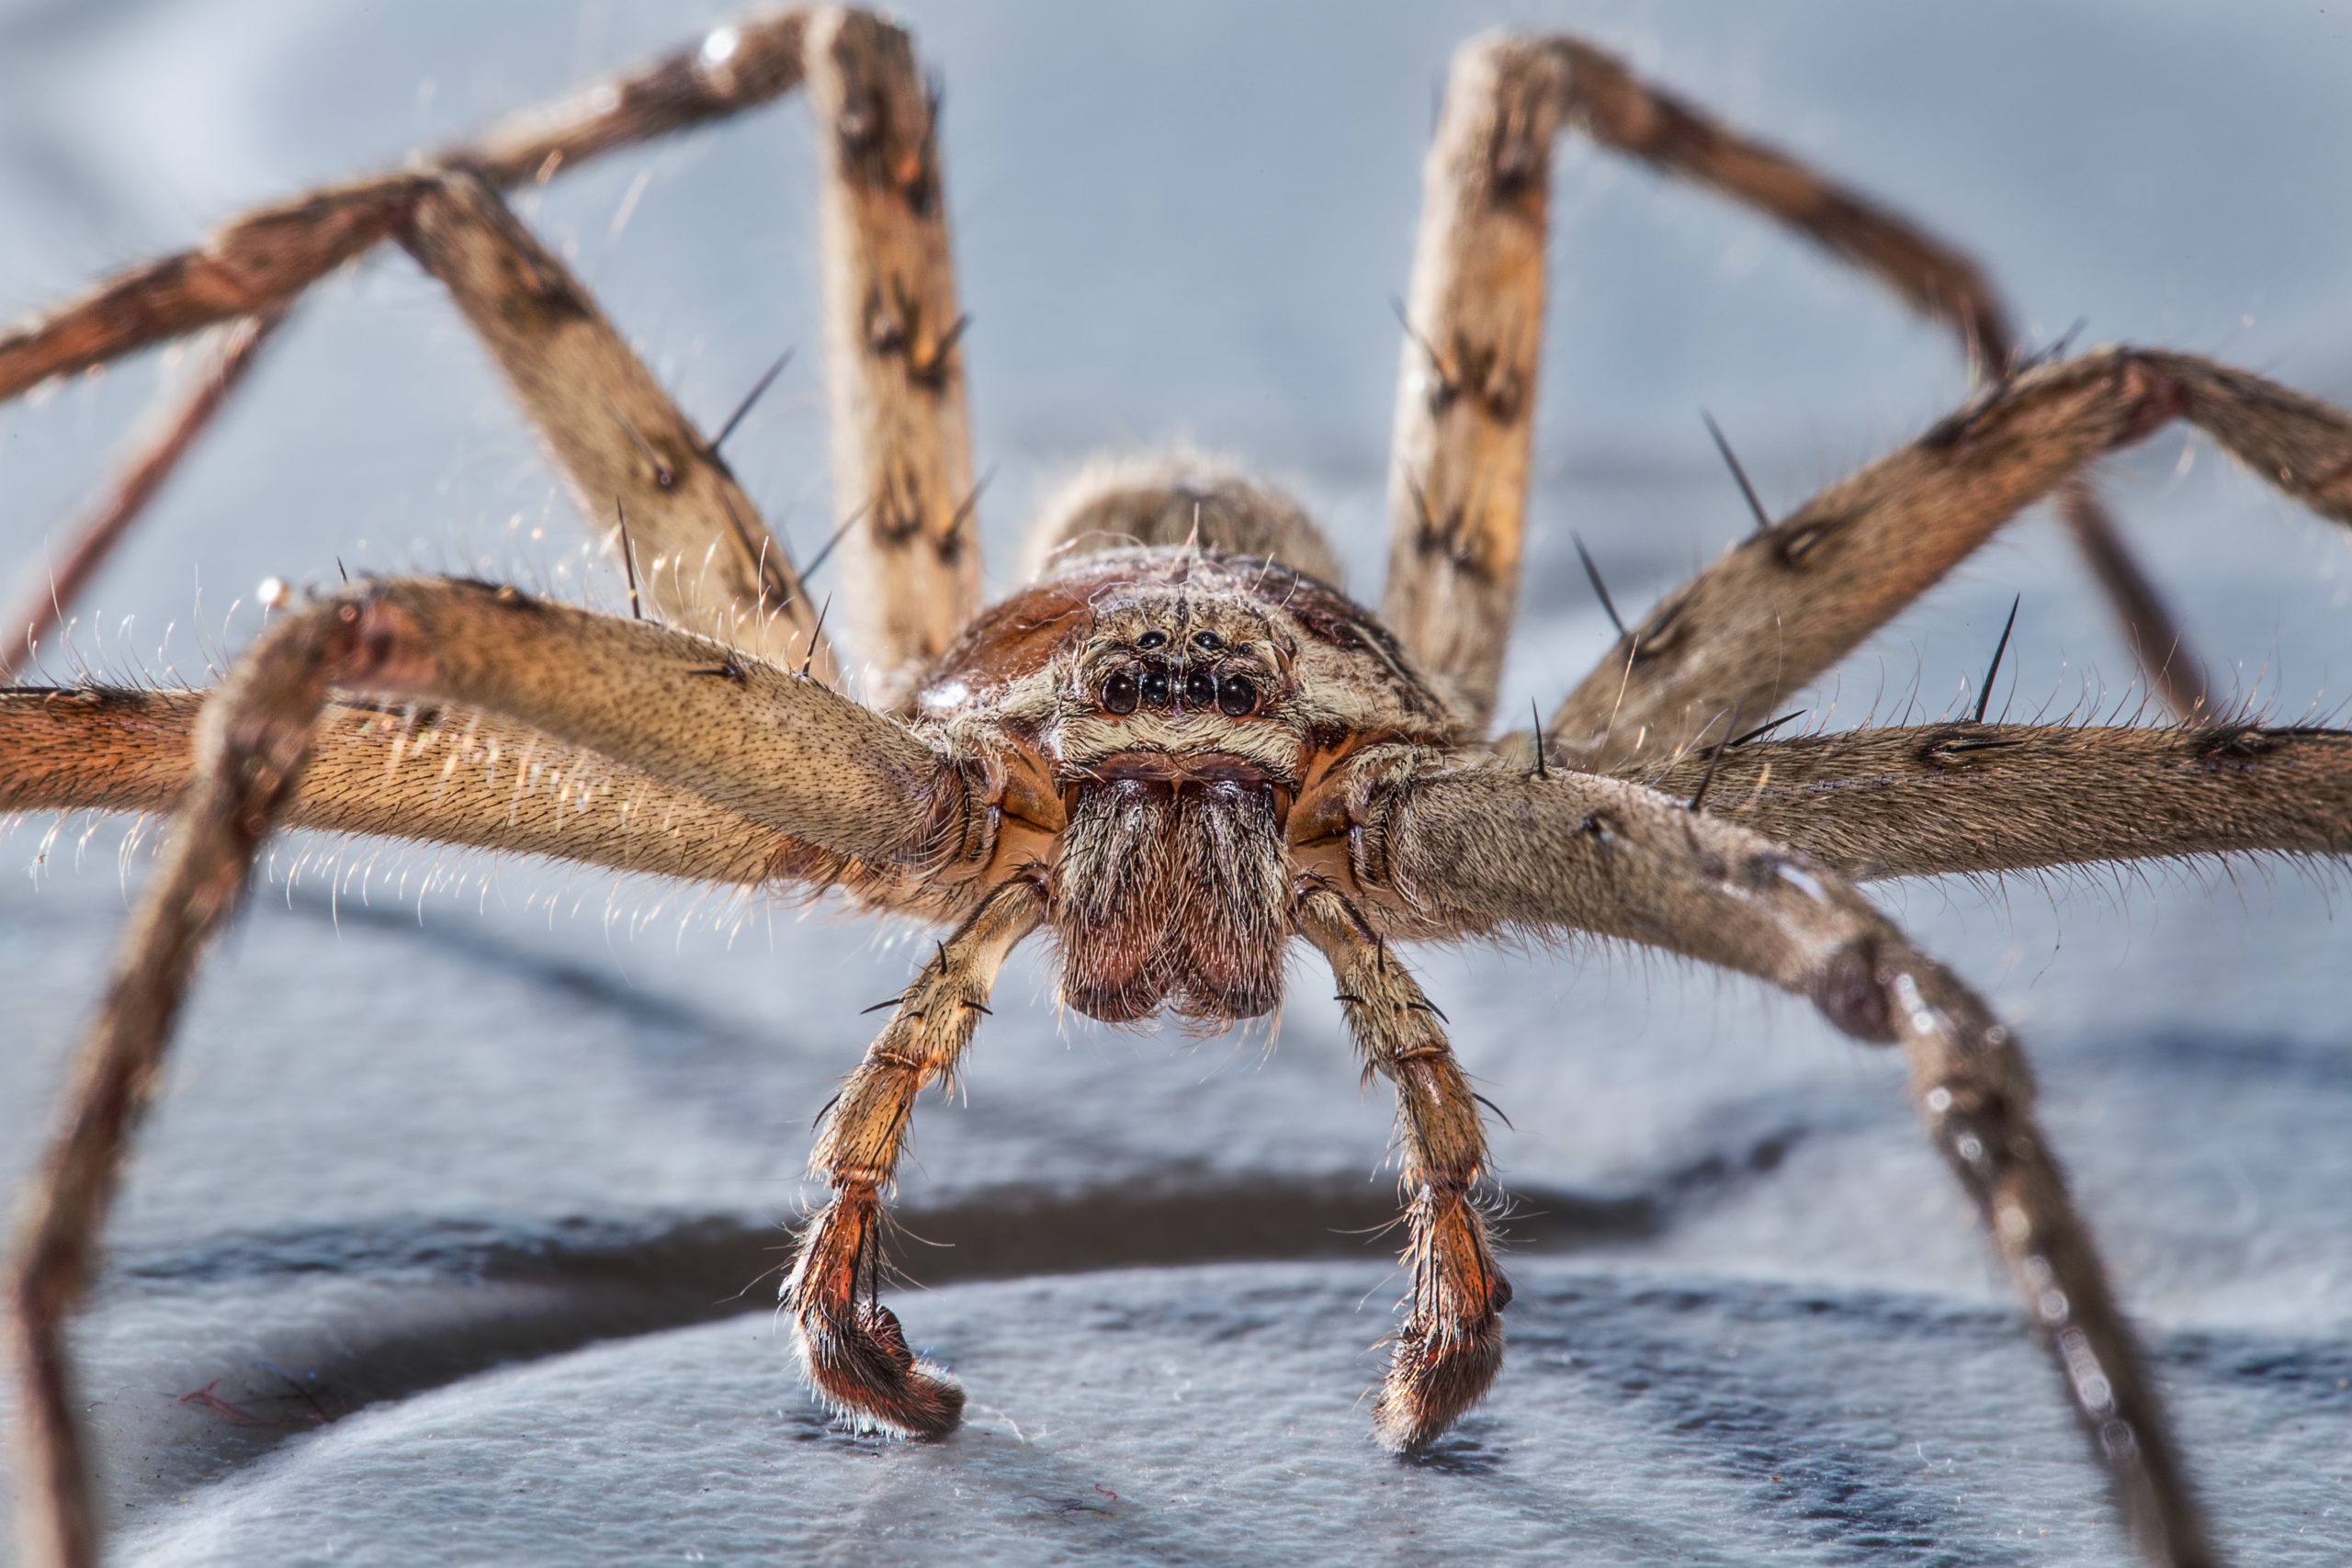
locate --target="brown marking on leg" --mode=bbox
[1638,721,2352,881]
[1382,37,1568,728]
[805,7,981,705]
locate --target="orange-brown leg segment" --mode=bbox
[803,7,982,706]
[784,877,1045,1435]
[1545,350,2352,773]
[1298,886,1508,1450]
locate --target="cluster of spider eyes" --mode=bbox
[1101,628,1259,717]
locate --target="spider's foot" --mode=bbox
[1373,1263,1511,1452]
[793,1297,967,1439]
[784,1187,967,1439]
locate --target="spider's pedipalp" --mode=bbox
[785,878,1045,1436]
[1299,889,1508,1450]
[1549,349,2352,772]
[1355,761,2216,1565]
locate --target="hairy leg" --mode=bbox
[0,9,816,399]
[1623,721,2352,881]
[1382,33,2198,730]
[1545,350,2352,772]
[784,876,1045,1434]
[7,574,987,1563]
[1297,886,1509,1450]
[0,687,829,887]
[804,7,981,705]
[1352,758,2216,1567]
[400,171,828,672]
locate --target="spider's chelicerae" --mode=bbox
[5,10,2350,1567]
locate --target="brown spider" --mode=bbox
[5,11,2351,1568]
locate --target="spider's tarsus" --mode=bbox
[710,345,793,454]
[1702,410,1771,533]
[1973,593,2021,725]
[1572,533,1624,636]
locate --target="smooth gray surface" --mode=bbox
[3,2,2350,1563]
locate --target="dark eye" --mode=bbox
[1102,670,1138,715]
[1139,667,1171,705]
[1216,674,1257,716]
[1183,670,1217,708]
[1136,630,1167,650]
[1192,630,1224,652]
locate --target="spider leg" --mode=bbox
[1354,761,2220,1568]
[399,169,830,673]
[784,876,1044,1436]
[0,687,839,890]
[0,10,817,400]
[1545,350,2352,772]
[1297,887,1509,1451]
[1382,32,2201,729]
[8,575,989,1564]
[0,8,831,677]
[1637,721,2352,882]
[803,9,981,706]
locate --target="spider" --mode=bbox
[5,9,2351,1568]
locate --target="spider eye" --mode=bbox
[1183,670,1218,708]
[1139,667,1171,705]
[1216,674,1257,716]
[1136,630,1168,650]
[1192,630,1224,651]
[1102,670,1139,715]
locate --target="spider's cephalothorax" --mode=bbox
[916,535,1460,1023]
[12,11,2352,1565]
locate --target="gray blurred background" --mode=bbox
[3,2,2349,1563]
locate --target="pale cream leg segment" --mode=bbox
[805,8,982,705]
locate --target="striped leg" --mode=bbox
[804,8,982,707]
[1383,32,2203,733]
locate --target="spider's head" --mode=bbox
[1076,594,1290,727]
